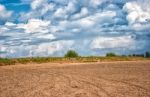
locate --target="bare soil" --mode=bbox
[0,61,150,97]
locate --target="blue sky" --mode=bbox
[0,0,150,57]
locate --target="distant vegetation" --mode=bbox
[0,50,150,66]
[64,50,79,58]
[0,58,15,66]
[128,51,150,58]
[106,52,117,57]
[105,51,150,58]
[145,51,150,58]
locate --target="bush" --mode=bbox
[0,58,15,66]
[106,52,117,57]
[64,50,78,58]
[145,51,150,58]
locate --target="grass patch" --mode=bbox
[0,58,15,66]
[0,56,150,66]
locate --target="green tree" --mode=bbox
[106,52,117,57]
[64,50,79,58]
[145,51,150,58]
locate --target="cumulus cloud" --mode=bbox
[17,19,50,33]
[123,1,150,33]
[0,40,74,57]
[0,4,13,21]
[71,7,89,20]
[53,1,77,19]
[56,11,116,31]
[91,36,135,49]
[123,1,150,25]
[19,0,55,21]
[33,40,74,56]
[0,0,150,57]
[90,0,103,8]
[5,22,16,26]
[31,0,45,10]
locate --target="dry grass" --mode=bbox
[0,57,150,66]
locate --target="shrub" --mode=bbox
[64,50,78,58]
[0,58,15,66]
[145,51,150,58]
[106,52,117,57]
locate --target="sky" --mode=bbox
[0,0,150,58]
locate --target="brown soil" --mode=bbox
[0,61,150,97]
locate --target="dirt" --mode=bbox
[0,61,150,97]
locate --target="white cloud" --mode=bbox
[133,0,150,12]
[31,0,55,14]
[54,8,68,19]
[41,3,55,15]
[17,19,50,33]
[0,4,5,11]
[123,1,150,25]
[66,1,76,12]
[78,17,95,28]
[132,23,150,32]
[1,0,150,57]
[0,40,74,57]
[19,0,55,21]
[63,11,115,28]
[53,1,76,19]
[31,0,46,10]
[0,26,9,33]
[73,11,116,29]
[34,40,74,56]
[123,1,150,32]
[37,34,56,40]
[5,22,16,26]
[90,0,103,8]
[91,36,135,49]
[45,10,116,34]
[71,7,89,20]
[0,4,12,20]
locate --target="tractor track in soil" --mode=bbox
[0,61,150,97]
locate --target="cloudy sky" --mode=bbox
[0,0,150,57]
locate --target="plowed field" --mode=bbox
[0,61,150,97]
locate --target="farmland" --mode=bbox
[0,61,150,97]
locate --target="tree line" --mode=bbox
[0,50,150,58]
[64,50,150,58]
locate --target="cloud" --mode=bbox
[17,19,50,33]
[0,40,74,57]
[57,10,116,31]
[123,1,150,33]
[5,22,16,26]
[0,4,13,21]
[0,0,150,57]
[37,34,56,40]
[33,40,74,56]
[53,1,77,19]
[91,36,135,49]
[19,0,55,21]
[123,1,150,25]
[31,0,45,10]
[90,0,103,8]
[71,7,89,20]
